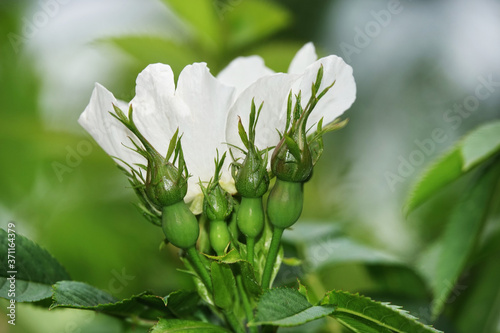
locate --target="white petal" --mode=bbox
[217,56,274,97]
[226,73,298,164]
[288,42,318,74]
[78,83,145,168]
[174,63,236,203]
[130,63,179,157]
[292,55,356,128]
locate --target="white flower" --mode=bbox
[222,42,356,163]
[79,43,356,214]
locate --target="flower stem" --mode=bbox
[261,227,284,289]
[186,246,212,292]
[246,236,255,266]
[223,309,245,333]
[236,274,257,333]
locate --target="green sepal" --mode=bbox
[231,99,270,198]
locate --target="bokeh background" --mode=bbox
[1,0,500,332]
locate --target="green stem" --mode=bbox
[186,246,212,292]
[223,309,245,333]
[246,237,255,266]
[261,227,284,289]
[236,274,257,333]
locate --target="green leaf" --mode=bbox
[431,160,500,318]
[103,36,198,74]
[225,0,291,50]
[211,262,237,310]
[250,288,335,327]
[455,230,500,332]
[150,318,231,333]
[207,250,262,298]
[302,236,403,271]
[162,0,221,47]
[323,290,442,333]
[0,229,71,302]
[406,120,500,213]
[51,281,168,320]
[461,121,500,169]
[334,313,393,333]
[165,290,201,319]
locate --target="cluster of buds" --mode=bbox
[112,66,347,261]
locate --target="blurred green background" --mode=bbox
[1,0,499,332]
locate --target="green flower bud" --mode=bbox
[272,65,337,183]
[145,153,188,208]
[162,201,199,249]
[271,130,313,182]
[234,147,269,197]
[267,179,303,229]
[231,99,270,198]
[237,197,265,238]
[203,185,233,221]
[210,220,231,256]
[111,105,189,208]
[201,152,234,255]
[201,153,233,221]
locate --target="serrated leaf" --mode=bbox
[334,313,393,333]
[165,290,201,319]
[250,288,335,327]
[150,318,231,333]
[211,262,237,310]
[225,0,291,50]
[431,160,500,318]
[323,290,442,333]
[406,120,500,213]
[0,229,71,302]
[51,281,167,320]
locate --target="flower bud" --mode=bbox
[111,105,189,208]
[271,131,313,182]
[146,153,188,208]
[203,185,233,221]
[267,179,303,229]
[162,201,199,249]
[231,99,270,198]
[233,147,269,198]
